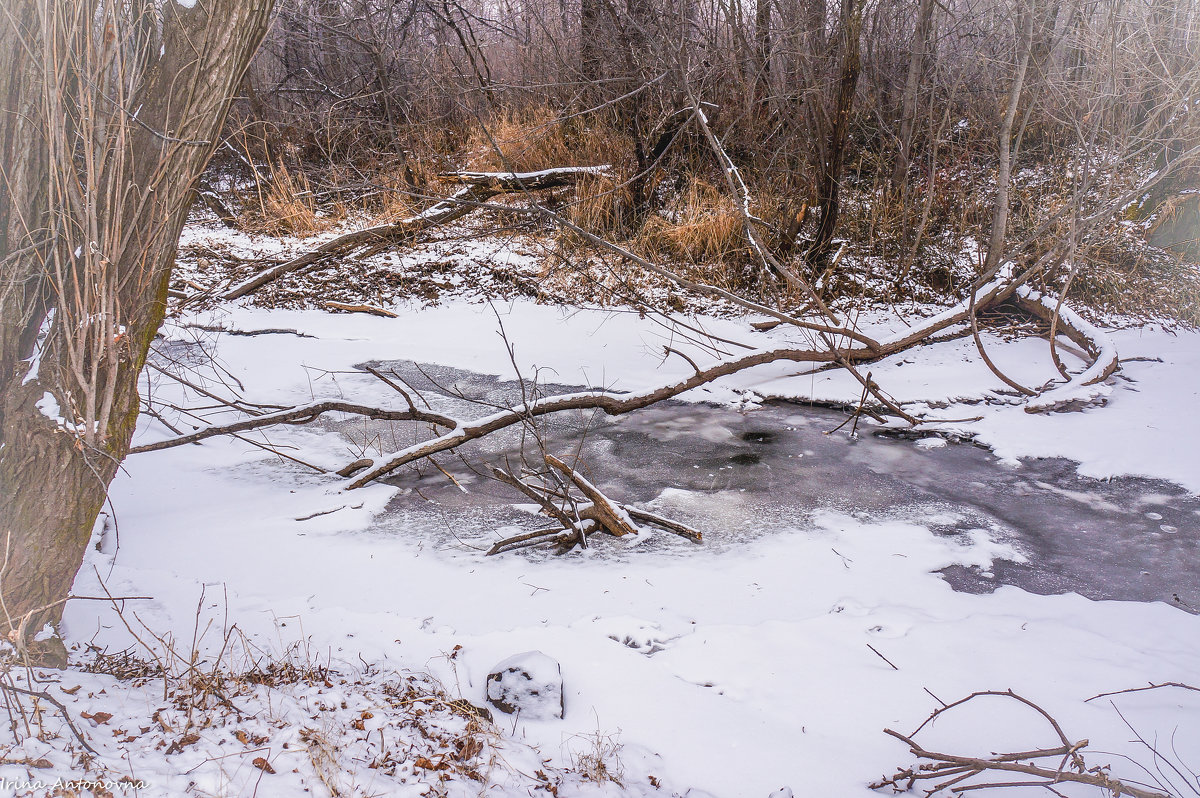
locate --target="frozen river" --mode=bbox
[334,360,1200,612]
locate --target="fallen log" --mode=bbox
[324,301,398,318]
[222,166,608,301]
[343,271,1019,488]
[1012,285,1120,412]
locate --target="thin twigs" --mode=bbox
[873,690,1170,798]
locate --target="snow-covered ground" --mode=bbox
[8,245,1200,796]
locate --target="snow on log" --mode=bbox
[324,301,398,317]
[437,165,610,188]
[1012,285,1119,413]
[223,166,608,301]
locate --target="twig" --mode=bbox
[0,684,96,755]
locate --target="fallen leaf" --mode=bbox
[165,733,200,755]
[60,685,82,696]
[252,757,276,774]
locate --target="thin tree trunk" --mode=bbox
[806,0,863,268]
[754,0,773,113]
[983,0,1036,274]
[891,0,935,190]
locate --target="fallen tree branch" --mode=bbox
[129,399,455,454]
[344,271,1020,487]
[486,454,702,555]
[1012,285,1120,413]
[872,690,1170,798]
[1085,682,1200,703]
[222,166,608,300]
[137,265,1115,489]
[324,301,398,317]
[134,270,1023,468]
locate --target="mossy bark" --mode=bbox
[0,0,273,663]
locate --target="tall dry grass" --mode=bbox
[465,106,627,173]
[637,178,746,265]
[241,157,330,237]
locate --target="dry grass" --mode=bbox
[465,106,626,173]
[240,158,333,237]
[568,729,624,785]
[638,178,746,266]
[1071,244,1200,325]
[371,173,420,224]
[562,172,634,239]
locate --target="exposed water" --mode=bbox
[335,360,1200,613]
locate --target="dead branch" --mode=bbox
[0,683,97,756]
[128,399,455,454]
[324,301,398,317]
[222,166,607,300]
[486,454,702,555]
[872,690,1170,798]
[1085,682,1200,703]
[1012,285,1120,413]
[138,264,1114,490]
[344,270,1024,488]
[544,454,639,537]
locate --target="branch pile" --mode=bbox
[871,690,1170,798]
[487,453,701,555]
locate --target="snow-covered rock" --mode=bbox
[486,651,564,719]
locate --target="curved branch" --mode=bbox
[347,270,1021,488]
[1014,285,1119,413]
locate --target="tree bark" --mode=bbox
[891,0,935,190]
[806,0,863,269]
[0,0,273,661]
[983,0,1036,274]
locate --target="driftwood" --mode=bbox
[222,166,608,300]
[486,453,701,555]
[872,690,1171,798]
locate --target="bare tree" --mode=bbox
[0,0,273,663]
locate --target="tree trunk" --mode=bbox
[891,0,935,190]
[0,0,273,662]
[983,0,1036,274]
[806,0,863,269]
[754,0,773,113]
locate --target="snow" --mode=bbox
[13,280,1199,795]
[20,308,54,386]
[1016,284,1119,412]
[448,165,611,180]
[35,391,61,423]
